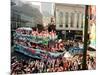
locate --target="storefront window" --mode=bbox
[81,14,84,28]
[77,13,79,28]
[65,12,68,27]
[70,13,74,27]
[59,12,63,27]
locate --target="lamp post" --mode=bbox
[82,5,89,70]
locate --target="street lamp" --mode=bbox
[82,5,89,70]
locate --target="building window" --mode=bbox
[65,12,68,27]
[11,21,15,29]
[77,13,80,28]
[11,11,21,30]
[81,14,84,28]
[70,13,74,27]
[59,12,63,27]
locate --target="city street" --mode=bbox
[11,0,96,74]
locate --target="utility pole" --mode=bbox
[82,5,89,70]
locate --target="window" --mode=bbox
[11,21,15,29]
[59,12,63,27]
[11,11,21,29]
[70,13,74,27]
[81,14,84,28]
[77,13,80,28]
[65,12,68,27]
[56,11,59,25]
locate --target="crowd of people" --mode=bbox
[14,27,66,52]
[14,37,83,53]
[14,38,65,53]
[12,27,96,75]
[11,54,96,74]
[15,27,84,53]
[64,40,83,50]
[16,27,57,40]
[15,39,65,53]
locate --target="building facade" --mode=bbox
[55,3,85,40]
[11,0,43,31]
[41,2,55,27]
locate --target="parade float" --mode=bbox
[13,27,66,60]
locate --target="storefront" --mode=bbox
[56,30,82,40]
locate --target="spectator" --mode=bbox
[11,52,96,74]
